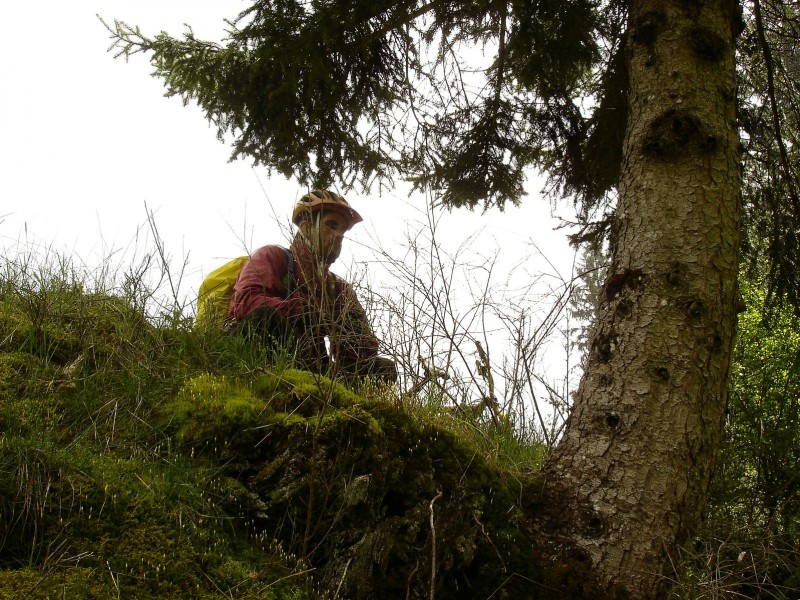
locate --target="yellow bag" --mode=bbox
[195,247,295,331]
[195,256,250,331]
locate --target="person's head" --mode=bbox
[292,190,363,265]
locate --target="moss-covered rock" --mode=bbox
[0,435,318,599]
[0,277,556,599]
[164,371,544,599]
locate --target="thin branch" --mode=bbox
[429,490,444,600]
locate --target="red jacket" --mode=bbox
[227,238,380,369]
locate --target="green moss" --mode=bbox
[251,368,364,414]
[0,352,45,400]
[0,272,564,599]
[160,370,545,598]
[0,435,319,599]
[0,354,59,435]
[0,567,119,599]
[0,303,36,354]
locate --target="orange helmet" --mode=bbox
[292,190,363,229]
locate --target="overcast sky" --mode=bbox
[0,1,577,309]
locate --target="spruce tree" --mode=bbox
[105,1,800,596]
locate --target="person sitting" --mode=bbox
[226,189,397,381]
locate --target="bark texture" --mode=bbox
[536,1,742,597]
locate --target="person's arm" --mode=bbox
[328,278,382,370]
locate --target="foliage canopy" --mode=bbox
[104,0,612,213]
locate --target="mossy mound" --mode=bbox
[164,371,545,599]
[0,279,319,598]
[0,286,154,369]
[0,268,554,599]
[0,431,317,599]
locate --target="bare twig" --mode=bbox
[429,490,444,600]
[144,203,189,317]
[334,557,352,598]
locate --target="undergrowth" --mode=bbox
[0,251,546,599]
[0,253,320,598]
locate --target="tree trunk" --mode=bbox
[536,1,742,596]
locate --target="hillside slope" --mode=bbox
[0,267,551,599]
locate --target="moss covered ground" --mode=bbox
[0,265,548,599]
[164,369,546,598]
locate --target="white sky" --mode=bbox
[0,1,581,407]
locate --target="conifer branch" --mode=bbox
[362,0,444,46]
[753,0,800,215]
[493,5,508,107]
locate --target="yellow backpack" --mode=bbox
[195,256,250,331]
[195,248,296,331]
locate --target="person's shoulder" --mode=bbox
[250,244,291,261]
